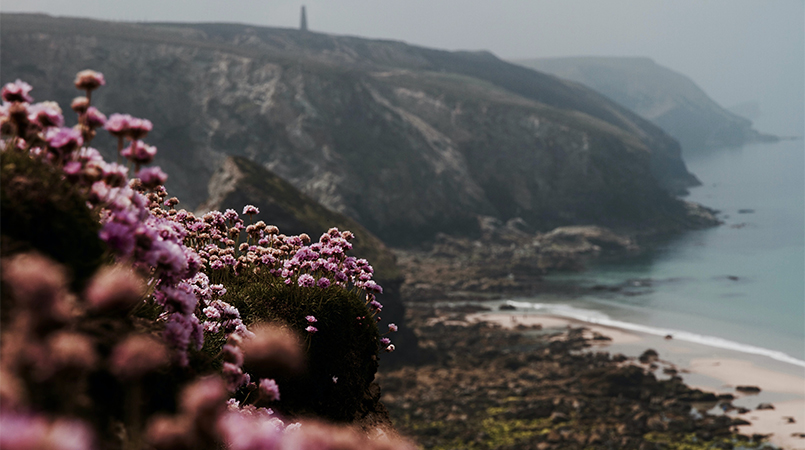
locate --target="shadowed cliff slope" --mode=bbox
[516,57,777,151]
[2,14,706,245]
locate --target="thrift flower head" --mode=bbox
[258,378,280,402]
[180,376,227,421]
[388,323,398,333]
[305,326,318,334]
[222,362,250,392]
[84,265,145,313]
[104,113,131,137]
[137,166,168,188]
[28,101,63,128]
[84,107,107,128]
[305,315,317,323]
[70,96,89,114]
[242,205,259,216]
[2,79,33,103]
[0,413,96,450]
[221,344,244,367]
[297,274,315,288]
[127,117,153,140]
[145,415,193,450]
[2,252,70,320]
[215,410,283,450]
[110,334,169,380]
[45,127,83,152]
[45,331,98,375]
[74,70,105,91]
[122,140,157,164]
[241,324,304,378]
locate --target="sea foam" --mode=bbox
[505,300,805,368]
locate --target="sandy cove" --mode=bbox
[470,312,805,450]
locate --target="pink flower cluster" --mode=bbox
[173,206,383,300]
[1,73,404,449]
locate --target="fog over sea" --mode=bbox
[511,136,805,368]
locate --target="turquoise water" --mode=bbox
[529,139,805,366]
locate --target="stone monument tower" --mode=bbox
[300,6,308,31]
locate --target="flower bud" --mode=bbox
[71,97,90,114]
[74,70,105,91]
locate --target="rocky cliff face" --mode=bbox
[516,57,777,151]
[2,14,705,245]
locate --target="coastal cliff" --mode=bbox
[2,14,707,246]
[516,57,777,151]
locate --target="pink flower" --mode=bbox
[2,79,33,103]
[109,334,169,380]
[222,362,249,392]
[305,326,318,334]
[63,161,82,176]
[127,117,153,140]
[242,205,259,216]
[45,127,83,151]
[241,324,304,378]
[84,265,145,313]
[222,344,244,367]
[74,69,105,91]
[316,277,330,289]
[384,344,396,353]
[388,323,398,333]
[305,315,317,323]
[364,280,383,294]
[258,378,280,402]
[28,101,64,127]
[104,113,131,137]
[102,162,128,187]
[137,166,168,188]
[297,274,315,288]
[380,338,390,345]
[84,106,107,128]
[122,140,157,164]
[180,377,227,420]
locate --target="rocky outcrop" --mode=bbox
[516,56,778,151]
[3,14,705,245]
[198,156,418,364]
[396,222,639,301]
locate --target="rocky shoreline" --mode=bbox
[378,305,771,450]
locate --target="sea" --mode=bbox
[506,137,805,369]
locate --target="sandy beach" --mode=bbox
[469,312,805,449]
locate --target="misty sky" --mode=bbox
[3,0,803,135]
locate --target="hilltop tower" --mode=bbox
[300,6,308,32]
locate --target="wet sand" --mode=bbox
[470,312,805,449]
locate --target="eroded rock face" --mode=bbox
[2,14,703,245]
